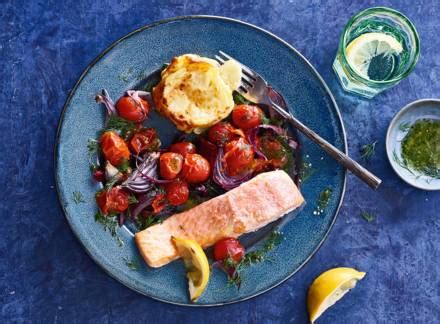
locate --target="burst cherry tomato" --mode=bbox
[96,187,129,215]
[159,152,184,180]
[169,142,197,157]
[165,181,189,206]
[208,122,242,146]
[116,95,149,122]
[224,138,254,176]
[151,193,167,214]
[198,138,218,169]
[214,238,245,262]
[232,104,264,130]
[181,153,210,183]
[129,128,158,154]
[256,135,288,168]
[100,131,130,166]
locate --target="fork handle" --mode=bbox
[273,103,382,189]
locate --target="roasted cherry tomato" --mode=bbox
[151,193,167,214]
[223,138,254,176]
[159,152,184,180]
[129,128,159,154]
[115,95,149,122]
[181,153,210,183]
[214,238,245,262]
[256,135,288,168]
[232,104,264,130]
[165,180,189,206]
[92,169,105,182]
[208,122,242,146]
[100,131,130,166]
[96,187,129,215]
[169,142,197,157]
[198,138,218,170]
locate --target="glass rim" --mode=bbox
[339,6,420,85]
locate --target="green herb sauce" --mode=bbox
[401,119,440,179]
[313,187,332,216]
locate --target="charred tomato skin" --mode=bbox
[116,95,149,122]
[165,180,189,206]
[208,122,238,146]
[223,138,255,176]
[129,128,158,154]
[214,238,245,262]
[159,152,184,180]
[181,153,211,183]
[232,104,263,130]
[100,131,130,166]
[96,187,129,215]
[169,142,197,157]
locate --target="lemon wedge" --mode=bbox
[307,267,366,323]
[172,237,210,302]
[345,32,403,80]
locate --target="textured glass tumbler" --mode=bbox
[333,7,420,99]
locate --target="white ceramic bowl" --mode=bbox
[386,98,440,191]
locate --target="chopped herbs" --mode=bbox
[223,231,283,288]
[123,257,139,270]
[313,188,332,216]
[136,213,163,230]
[72,191,86,204]
[128,195,138,205]
[102,116,136,139]
[95,211,124,246]
[233,91,252,105]
[117,159,131,173]
[105,176,120,190]
[87,139,99,170]
[361,211,375,222]
[300,159,315,183]
[359,140,378,162]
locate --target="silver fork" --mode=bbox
[215,51,381,189]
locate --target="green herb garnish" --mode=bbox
[314,187,332,216]
[300,159,315,183]
[128,195,138,205]
[123,257,139,270]
[360,140,378,162]
[102,116,136,139]
[117,159,131,173]
[223,231,283,288]
[72,191,86,204]
[136,213,163,230]
[95,211,124,246]
[105,176,120,190]
[233,91,252,105]
[87,139,99,170]
[361,211,375,222]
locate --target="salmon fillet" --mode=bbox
[135,170,305,268]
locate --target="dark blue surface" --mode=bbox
[1,0,439,322]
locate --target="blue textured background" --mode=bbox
[1,0,439,323]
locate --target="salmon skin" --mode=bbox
[135,170,305,268]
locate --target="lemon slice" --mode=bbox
[307,267,366,323]
[172,237,210,302]
[345,32,403,80]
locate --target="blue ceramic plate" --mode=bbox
[55,16,346,306]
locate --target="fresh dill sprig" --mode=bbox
[360,140,378,162]
[361,211,375,222]
[128,195,138,205]
[87,139,99,170]
[72,191,86,204]
[136,214,163,230]
[95,211,124,246]
[117,159,131,173]
[102,116,136,139]
[123,257,139,270]
[105,176,120,190]
[223,230,283,288]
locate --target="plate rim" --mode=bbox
[386,98,440,191]
[54,15,347,306]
